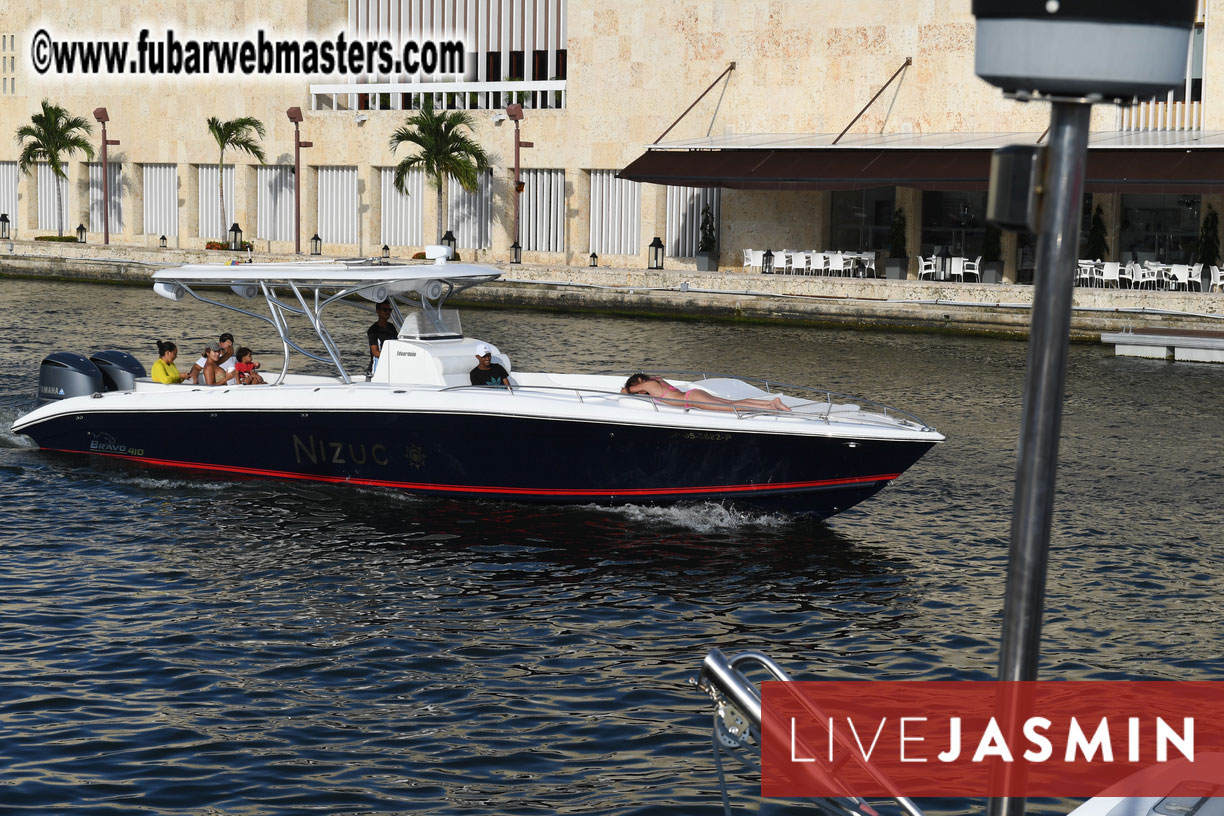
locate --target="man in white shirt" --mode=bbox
[186,333,238,383]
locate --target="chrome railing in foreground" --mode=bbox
[694,648,927,816]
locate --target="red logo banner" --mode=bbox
[761,682,1224,797]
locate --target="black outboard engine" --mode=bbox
[90,350,146,392]
[37,352,103,405]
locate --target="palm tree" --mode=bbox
[206,116,266,242]
[389,96,489,244]
[15,100,95,237]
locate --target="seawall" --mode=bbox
[3,242,1223,340]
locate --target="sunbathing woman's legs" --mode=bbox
[683,388,790,412]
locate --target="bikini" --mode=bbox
[638,377,698,408]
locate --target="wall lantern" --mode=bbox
[159,234,167,249]
[441,230,457,257]
[510,240,522,264]
[762,249,774,275]
[228,223,243,251]
[76,223,87,243]
[0,213,9,241]
[381,244,390,261]
[588,252,598,268]
[648,236,664,270]
[310,233,322,256]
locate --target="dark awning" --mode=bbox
[618,147,1224,193]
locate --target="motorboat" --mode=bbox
[10,248,943,518]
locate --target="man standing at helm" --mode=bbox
[367,300,398,375]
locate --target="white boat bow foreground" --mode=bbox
[12,250,943,518]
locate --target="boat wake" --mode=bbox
[0,406,37,449]
[596,501,794,532]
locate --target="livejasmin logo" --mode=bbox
[789,714,1193,764]
[761,681,1224,798]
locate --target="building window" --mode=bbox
[1119,193,1200,264]
[831,188,896,252]
[920,191,987,258]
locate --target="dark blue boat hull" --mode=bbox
[18,409,937,518]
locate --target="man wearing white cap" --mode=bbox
[469,343,510,387]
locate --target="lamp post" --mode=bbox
[93,108,120,246]
[505,104,533,263]
[286,107,313,255]
[648,236,664,270]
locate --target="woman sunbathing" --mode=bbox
[621,373,789,412]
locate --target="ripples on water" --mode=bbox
[1,279,1221,815]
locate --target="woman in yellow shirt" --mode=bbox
[151,340,184,384]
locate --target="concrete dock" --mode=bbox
[3,240,1223,341]
[1101,327,1224,362]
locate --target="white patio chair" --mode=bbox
[1099,261,1120,289]
[917,256,937,280]
[827,253,847,277]
[1076,260,1097,287]
[858,253,877,278]
[947,256,965,282]
[1188,263,1203,292]
[742,248,754,273]
[1166,264,1190,291]
[962,255,981,283]
[1133,264,1158,290]
[1210,265,1223,292]
[1118,262,1135,289]
[799,252,818,275]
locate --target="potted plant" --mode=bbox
[696,204,718,272]
[884,207,907,279]
[1197,205,1220,268]
[1085,204,1109,261]
[980,225,1003,283]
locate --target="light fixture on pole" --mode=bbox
[310,233,322,256]
[0,213,9,241]
[588,251,598,268]
[228,223,243,251]
[510,240,522,264]
[159,234,166,249]
[286,107,312,255]
[76,223,87,243]
[93,107,120,246]
[505,103,532,266]
[648,236,664,270]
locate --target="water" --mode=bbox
[1,278,1222,815]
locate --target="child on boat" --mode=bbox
[234,347,265,385]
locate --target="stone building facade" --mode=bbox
[1,1,1220,281]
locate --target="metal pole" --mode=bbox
[988,99,1092,816]
[513,118,521,251]
[101,121,109,246]
[294,121,301,255]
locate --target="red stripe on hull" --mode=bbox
[41,447,900,498]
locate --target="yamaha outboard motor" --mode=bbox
[37,352,103,405]
[90,350,146,392]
